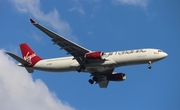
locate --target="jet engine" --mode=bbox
[107,73,126,81]
[85,51,104,59]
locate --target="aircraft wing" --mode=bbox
[30,19,91,64]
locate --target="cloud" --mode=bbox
[0,49,75,110]
[9,0,75,41]
[31,34,43,42]
[69,6,85,15]
[68,0,101,15]
[68,0,85,15]
[113,0,149,8]
[87,31,93,35]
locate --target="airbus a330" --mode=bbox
[6,19,168,88]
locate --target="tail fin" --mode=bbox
[20,43,42,66]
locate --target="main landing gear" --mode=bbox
[76,65,86,72]
[148,61,152,69]
[88,76,98,85]
[88,79,94,84]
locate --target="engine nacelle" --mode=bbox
[107,73,126,81]
[85,51,104,59]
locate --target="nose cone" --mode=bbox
[162,52,168,58]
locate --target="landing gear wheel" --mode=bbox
[148,61,152,69]
[88,79,94,84]
[148,65,152,69]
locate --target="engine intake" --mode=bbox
[85,51,104,59]
[107,73,126,81]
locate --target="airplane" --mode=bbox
[6,19,168,88]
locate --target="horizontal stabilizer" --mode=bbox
[25,67,34,73]
[6,52,34,73]
[6,52,31,66]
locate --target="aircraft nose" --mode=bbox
[162,52,168,58]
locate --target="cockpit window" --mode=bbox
[158,50,163,52]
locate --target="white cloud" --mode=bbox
[68,0,85,15]
[9,0,76,41]
[0,49,75,110]
[87,31,93,35]
[68,0,101,15]
[69,6,85,15]
[113,0,149,8]
[31,34,43,42]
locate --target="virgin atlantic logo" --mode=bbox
[24,52,36,63]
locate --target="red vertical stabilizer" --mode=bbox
[20,43,42,66]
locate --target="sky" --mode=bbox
[0,0,180,110]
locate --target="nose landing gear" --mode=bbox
[148,61,152,69]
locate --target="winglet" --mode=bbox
[30,18,36,24]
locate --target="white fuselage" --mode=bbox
[32,48,168,72]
